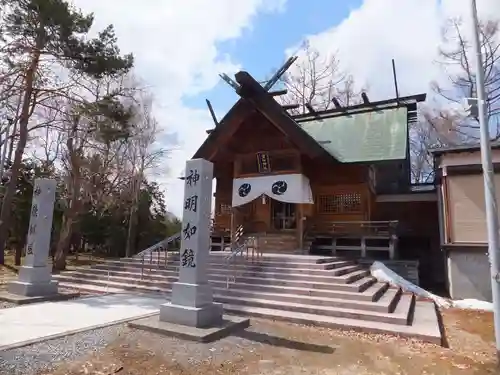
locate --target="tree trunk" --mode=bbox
[125,206,137,257]
[0,49,41,265]
[14,244,22,266]
[53,113,83,270]
[125,173,141,257]
[53,213,74,270]
[0,124,29,265]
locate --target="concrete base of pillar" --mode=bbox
[0,289,80,305]
[128,314,250,343]
[6,265,59,297]
[7,280,59,297]
[159,301,223,328]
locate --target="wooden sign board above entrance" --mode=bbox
[256,152,271,173]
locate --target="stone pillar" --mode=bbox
[159,159,223,328]
[8,179,58,297]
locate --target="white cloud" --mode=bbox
[289,0,500,103]
[71,0,286,218]
[67,0,500,220]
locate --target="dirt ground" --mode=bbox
[40,308,497,375]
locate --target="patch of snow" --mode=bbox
[370,262,496,312]
[370,261,452,308]
[452,299,493,312]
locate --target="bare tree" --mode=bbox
[433,17,500,140]
[409,109,466,183]
[124,92,169,257]
[277,42,365,115]
[52,72,138,270]
[0,1,133,264]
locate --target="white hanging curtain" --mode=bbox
[231,173,314,207]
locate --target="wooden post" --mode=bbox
[297,204,304,253]
[361,236,367,258]
[230,207,235,250]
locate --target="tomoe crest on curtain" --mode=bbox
[238,183,251,197]
[271,180,287,195]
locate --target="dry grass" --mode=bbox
[0,250,111,290]
[41,309,498,375]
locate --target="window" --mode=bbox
[318,193,362,214]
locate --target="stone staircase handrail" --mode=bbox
[135,231,181,280]
[225,225,248,288]
[135,232,181,258]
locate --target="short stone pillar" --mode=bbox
[8,179,58,297]
[159,159,223,327]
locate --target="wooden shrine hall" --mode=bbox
[193,70,439,275]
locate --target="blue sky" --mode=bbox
[184,0,364,118]
[74,0,500,217]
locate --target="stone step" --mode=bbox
[55,275,168,293]
[219,262,362,276]
[60,266,370,289]
[153,253,340,265]
[54,269,377,294]
[92,260,358,276]
[221,299,441,345]
[216,293,409,325]
[57,274,385,303]
[218,285,397,313]
[87,264,364,282]
[106,258,350,270]
[58,281,120,294]
[57,279,402,321]
[55,272,172,288]
[54,251,442,344]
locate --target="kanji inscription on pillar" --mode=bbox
[7,178,58,297]
[24,179,57,267]
[159,158,223,328]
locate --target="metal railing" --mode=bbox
[308,220,399,237]
[225,225,248,288]
[135,232,181,280]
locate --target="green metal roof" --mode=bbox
[299,107,408,163]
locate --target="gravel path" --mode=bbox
[0,301,15,310]
[0,310,497,375]
[0,321,266,375]
[0,289,105,374]
[0,324,128,375]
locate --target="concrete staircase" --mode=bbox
[53,253,442,344]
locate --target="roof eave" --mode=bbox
[430,142,500,156]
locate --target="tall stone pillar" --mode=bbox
[129,158,249,342]
[159,158,223,327]
[8,179,58,297]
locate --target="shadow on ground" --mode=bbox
[234,329,336,354]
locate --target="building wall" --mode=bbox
[438,149,500,168]
[372,198,443,287]
[439,149,500,244]
[437,149,497,300]
[446,248,492,301]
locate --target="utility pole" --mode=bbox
[470,0,500,364]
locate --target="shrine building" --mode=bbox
[193,71,443,288]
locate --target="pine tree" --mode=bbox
[0,0,134,264]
